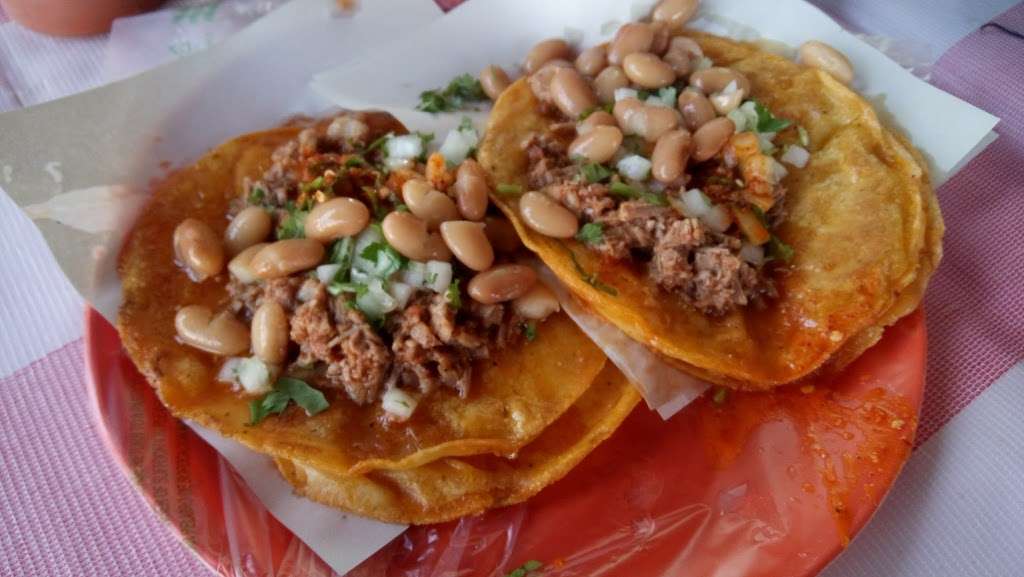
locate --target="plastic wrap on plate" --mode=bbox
[87,308,925,577]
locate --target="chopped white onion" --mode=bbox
[385,157,415,171]
[356,278,398,318]
[349,268,371,285]
[757,132,777,154]
[382,388,418,421]
[236,357,274,395]
[401,260,427,287]
[384,134,424,160]
[439,126,479,165]
[389,281,415,310]
[645,95,671,108]
[217,358,243,384]
[693,56,714,71]
[722,79,739,94]
[616,154,652,181]
[316,264,343,284]
[770,157,789,183]
[701,204,732,232]
[739,243,765,266]
[296,280,319,303]
[680,188,711,218]
[352,226,384,273]
[614,87,639,102]
[780,144,810,168]
[647,179,667,193]
[726,108,749,133]
[425,260,453,293]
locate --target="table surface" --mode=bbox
[1,1,1023,576]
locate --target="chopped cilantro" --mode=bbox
[621,135,647,155]
[504,560,544,577]
[361,186,386,220]
[522,322,537,342]
[424,271,439,286]
[458,116,475,132]
[328,236,355,277]
[249,377,329,425]
[580,162,613,184]
[301,175,326,193]
[767,235,795,263]
[608,181,668,206]
[363,132,393,156]
[575,222,604,245]
[750,205,770,227]
[495,183,523,196]
[395,203,410,213]
[445,279,462,310]
[247,185,266,205]
[361,242,407,277]
[344,155,367,168]
[636,88,655,101]
[712,386,729,405]
[276,204,308,239]
[416,73,487,113]
[327,281,367,296]
[568,248,617,296]
[754,101,792,133]
[415,131,435,161]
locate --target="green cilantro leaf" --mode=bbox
[575,222,604,245]
[767,235,795,263]
[458,116,475,132]
[276,204,308,239]
[247,185,266,205]
[750,205,770,227]
[249,378,329,425]
[301,175,325,193]
[754,101,792,133]
[328,237,355,282]
[522,322,537,342]
[344,155,368,168]
[415,131,435,161]
[503,560,544,577]
[568,248,617,296]
[495,183,523,196]
[361,242,407,277]
[445,279,462,310]
[608,181,668,206]
[327,281,367,296]
[363,132,393,157]
[395,203,410,213]
[580,162,613,184]
[416,73,487,113]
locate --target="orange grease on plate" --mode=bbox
[695,384,916,545]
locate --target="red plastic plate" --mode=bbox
[85,307,925,577]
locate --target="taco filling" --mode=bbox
[169,113,559,424]
[504,24,806,316]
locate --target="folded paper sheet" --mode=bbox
[0,0,999,573]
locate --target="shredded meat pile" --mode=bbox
[525,134,773,315]
[228,278,524,405]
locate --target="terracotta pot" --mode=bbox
[0,0,165,36]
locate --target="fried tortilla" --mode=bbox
[119,115,607,477]
[478,32,938,390]
[275,364,641,524]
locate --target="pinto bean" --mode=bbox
[440,221,494,271]
[689,67,751,96]
[467,264,537,304]
[480,65,512,100]
[651,129,692,183]
[175,305,249,356]
[575,44,608,76]
[692,117,735,162]
[622,52,676,88]
[250,239,325,279]
[251,301,288,364]
[227,243,268,284]
[512,283,560,320]
[652,0,701,29]
[528,59,573,103]
[550,68,598,119]
[224,207,271,256]
[677,90,716,131]
[799,40,854,85]
[524,38,573,74]
[381,211,452,262]
[519,191,579,238]
[577,110,617,135]
[304,197,370,242]
[608,23,654,65]
[593,66,630,104]
[568,125,623,164]
[174,218,224,282]
[401,179,459,229]
[453,160,490,221]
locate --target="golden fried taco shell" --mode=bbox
[275,364,641,525]
[478,32,937,390]
[118,119,607,478]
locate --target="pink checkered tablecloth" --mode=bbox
[1,2,1023,576]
